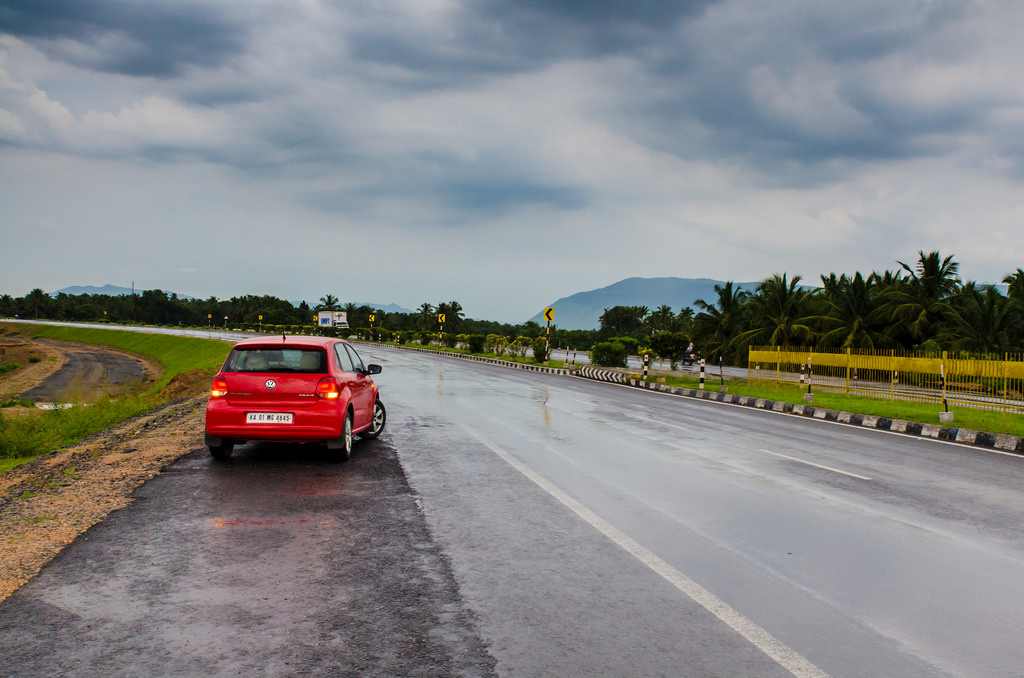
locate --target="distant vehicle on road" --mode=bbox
[317,310,349,328]
[204,336,385,461]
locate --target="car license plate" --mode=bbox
[246,412,293,424]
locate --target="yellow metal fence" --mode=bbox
[747,346,1024,414]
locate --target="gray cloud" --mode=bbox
[0,0,250,76]
[3,0,1024,319]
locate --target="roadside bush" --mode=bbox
[607,336,639,359]
[591,341,628,368]
[419,332,434,346]
[485,334,508,356]
[395,332,408,345]
[532,337,548,363]
[467,334,486,353]
[442,333,458,348]
[509,337,531,359]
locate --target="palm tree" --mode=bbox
[811,272,888,349]
[436,300,465,332]
[881,250,961,344]
[26,288,50,319]
[316,294,340,311]
[693,281,748,362]
[733,274,815,349]
[416,302,436,331]
[647,305,676,334]
[941,284,1022,355]
[1002,268,1024,301]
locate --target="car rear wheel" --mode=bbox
[209,440,234,460]
[327,410,354,461]
[361,399,386,439]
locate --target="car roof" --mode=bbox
[231,335,343,349]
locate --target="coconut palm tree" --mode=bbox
[881,250,961,344]
[693,281,749,362]
[941,283,1023,356]
[316,294,340,311]
[733,274,815,349]
[811,272,888,349]
[416,302,436,331]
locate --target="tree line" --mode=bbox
[4,250,1021,366]
[597,250,1024,366]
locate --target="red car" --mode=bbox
[204,336,385,461]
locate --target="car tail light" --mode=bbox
[211,375,229,398]
[316,376,340,399]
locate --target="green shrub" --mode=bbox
[591,341,628,367]
[28,356,41,364]
[532,337,549,363]
[607,336,639,358]
[0,361,18,374]
[443,333,458,348]
[467,334,486,353]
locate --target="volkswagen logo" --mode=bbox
[265,379,277,390]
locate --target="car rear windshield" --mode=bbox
[223,347,327,374]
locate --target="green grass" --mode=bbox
[0,394,159,462]
[0,323,233,466]
[0,361,20,375]
[645,374,1024,438]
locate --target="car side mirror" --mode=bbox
[366,364,382,375]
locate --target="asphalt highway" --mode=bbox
[378,347,1024,677]
[3,344,1024,676]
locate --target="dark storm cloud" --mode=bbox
[346,0,714,89]
[0,0,249,76]
[600,0,1006,182]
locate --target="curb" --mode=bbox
[626,378,1024,456]
[355,341,1024,457]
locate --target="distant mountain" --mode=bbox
[53,284,195,299]
[529,277,760,330]
[351,302,413,314]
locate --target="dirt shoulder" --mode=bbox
[0,338,67,400]
[0,395,208,603]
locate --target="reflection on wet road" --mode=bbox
[374,346,1024,678]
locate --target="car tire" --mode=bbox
[328,410,353,462]
[361,399,386,439]
[209,440,234,460]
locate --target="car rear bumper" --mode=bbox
[205,402,344,443]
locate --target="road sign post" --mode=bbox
[543,307,554,361]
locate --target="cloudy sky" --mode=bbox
[2,0,1023,322]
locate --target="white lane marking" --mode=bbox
[461,424,831,678]
[633,414,692,433]
[760,449,872,481]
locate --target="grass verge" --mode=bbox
[0,324,231,466]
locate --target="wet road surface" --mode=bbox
[378,348,1024,677]
[0,439,495,677]
[4,344,1024,676]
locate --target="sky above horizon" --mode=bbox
[3,1,1024,323]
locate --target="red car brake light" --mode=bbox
[211,375,229,398]
[316,376,340,399]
